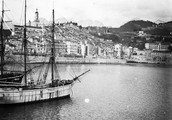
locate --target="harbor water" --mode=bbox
[0,64,172,120]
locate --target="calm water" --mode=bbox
[0,64,172,120]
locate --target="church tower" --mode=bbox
[34,9,40,27]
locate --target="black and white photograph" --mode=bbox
[0,0,172,119]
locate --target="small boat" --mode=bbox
[0,0,90,104]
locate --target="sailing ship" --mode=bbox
[0,0,24,84]
[0,0,90,104]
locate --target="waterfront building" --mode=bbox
[114,44,122,58]
[80,42,85,57]
[122,46,129,58]
[80,40,90,57]
[7,37,23,54]
[144,42,172,63]
[158,43,170,51]
[104,47,113,58]
[144,50,152,59]
[145,42,169,51]
[66,41,71,55]
[151,50,172,63]
[34,39,47,55]
[66,40,80,55]
[85,41,90,57]
[145,43,159,50]
[129,54,147,63]
[96,44,105,57]
[96,46,101,57]
[134,50,146,56]
[54,40,67,56]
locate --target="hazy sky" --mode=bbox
[2,0,172,27]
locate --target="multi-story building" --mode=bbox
[13,25,42,36]
[7,37,23,54]
[151,50,172,63]
[145,43,159,50]
[54,40,67,56]
[12,25,46,55]
[34,39,47,55]
[66,40,79,55]
[114,44,122,58]
[144,42,172,63]
[145,42,169,51]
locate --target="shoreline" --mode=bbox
[4,55,172,65]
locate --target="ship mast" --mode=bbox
[51,9,55,82]
[24,0,27,85]
[0,0,4,76]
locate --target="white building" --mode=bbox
[80,43,86,57]
[114,44,122,58]
[66,40,80,55]
[145,43,169,51]
[138,31,146,37]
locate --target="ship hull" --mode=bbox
[0,84,72,104]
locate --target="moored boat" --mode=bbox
[0,0,24,84]
[0,0,90,104]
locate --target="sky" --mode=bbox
[2,0,172,27]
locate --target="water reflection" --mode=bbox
[0,98,73,120]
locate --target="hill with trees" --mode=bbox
[87,19,172,50]
[118,20,156,32]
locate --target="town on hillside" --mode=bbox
[2,9,172,64]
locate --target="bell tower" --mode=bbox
[34,8,40,27]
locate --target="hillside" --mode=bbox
[162,21,172,28]
[143,21,172,36]
[119,20,156,32]
[87,20,172,50]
